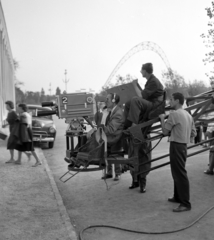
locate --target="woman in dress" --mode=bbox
[14,103,41,167]
[3,101,19,163]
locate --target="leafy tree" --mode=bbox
[201,1,214,81]
[41,88,45,96]
[25,91,35,104]
[188,80,210,96]
[100,74,135,95]
[40,88,46,102]
[46,95,51,101]
[34,92,41,104]
[161,69,189,98]
[15,87,25,104]
[56,87,61,95]
[13,59,26,103]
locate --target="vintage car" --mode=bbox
[27,105,57,148]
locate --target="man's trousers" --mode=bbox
[170,142,191,208]
[124,97,153,124]
[107,164,121,176]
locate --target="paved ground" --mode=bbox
[1,115,214,240]
[43,116,214,240]
[0,138,77,240]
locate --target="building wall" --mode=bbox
[0,1,15,127]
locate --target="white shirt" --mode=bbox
[101,109,110,125]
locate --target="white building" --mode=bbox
[0,1,15,126]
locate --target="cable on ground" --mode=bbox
[79,205,214,240]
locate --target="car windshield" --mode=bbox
[28,108,52,120]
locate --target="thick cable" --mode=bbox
[79,205,214,240]
[145,136,163,155]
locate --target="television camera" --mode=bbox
[37,83,214,183]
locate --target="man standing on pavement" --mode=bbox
[159,92,196,212]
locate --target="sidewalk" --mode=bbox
[0,140,77,240]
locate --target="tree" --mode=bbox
[25,91,35,104]
[46,95,51,101]
[201,1,214,81]
[40,88,46,102]
[15,87,25,104]
[188,80,210,96]
[13,59,26,103]
[162,69,189,98]
[55,87,61,95]
[41,88,45,96]
[34,92,41,104]
[100,74,135,94]
[115,74,135,86]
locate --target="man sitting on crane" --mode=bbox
[87,92,125,181]
[124,62,165,128]
[123,62,165,194]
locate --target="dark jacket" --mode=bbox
[103,105,125,145]
[6,110,18,133]
[7,120,32,149]
[141,74,164,102]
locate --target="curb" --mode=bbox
[37,148,78,240]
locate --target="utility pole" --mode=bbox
[62,69,69,93]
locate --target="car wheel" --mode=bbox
[49,141,54,149]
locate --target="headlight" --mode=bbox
[49,126,56,133]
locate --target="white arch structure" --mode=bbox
[104,41,171,88]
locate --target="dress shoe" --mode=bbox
[101,174,113,180]
[129,182,139,189]
[139,187,146,193]
[173,204,191,212]
[168,197,180,203]
[113,175,120,181]
[204,170,214,175]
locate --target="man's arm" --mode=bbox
[159,114,170,136]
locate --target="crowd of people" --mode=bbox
[2,101,41,167]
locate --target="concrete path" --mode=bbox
[0,139,77,240]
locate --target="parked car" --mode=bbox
[27,105,57,148]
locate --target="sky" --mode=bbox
[1,0,213,94]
